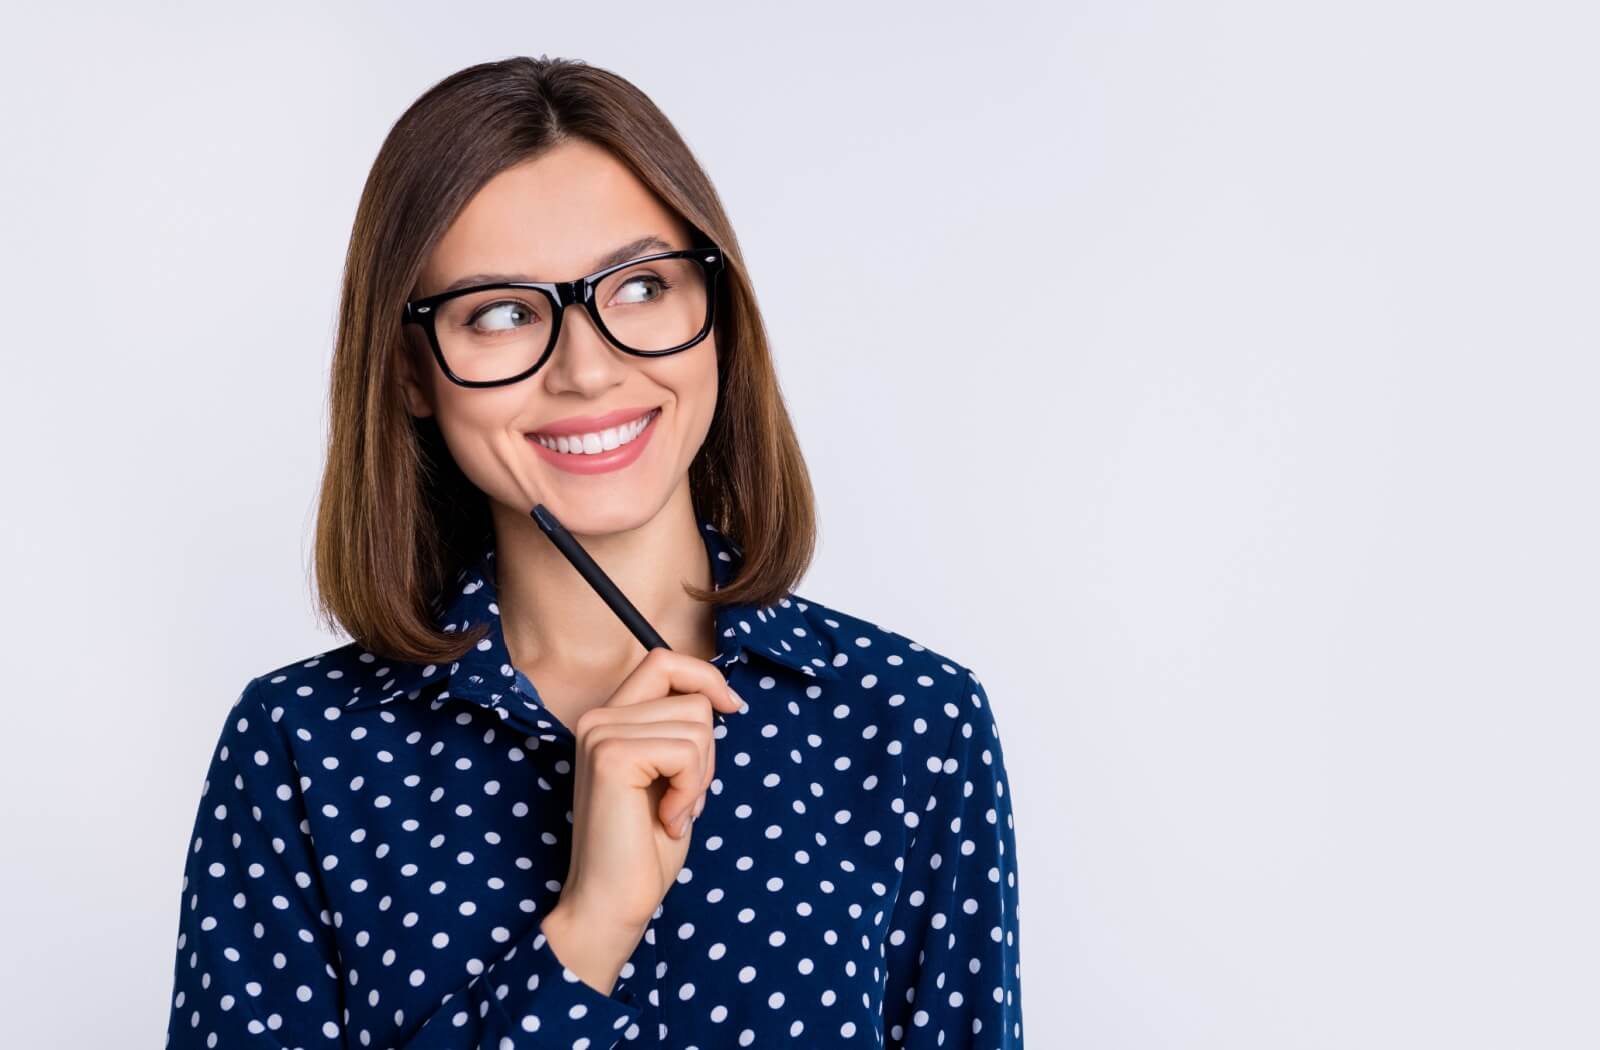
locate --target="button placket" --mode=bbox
[508,669,578,746]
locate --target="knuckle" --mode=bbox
[572,706,602,736]
[677,737,703,771]
[588,735,625,772]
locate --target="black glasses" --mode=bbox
[402,246,725,388]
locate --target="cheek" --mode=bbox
[661,341,720,446]
[430,387,531,490]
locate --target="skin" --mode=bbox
[396,138,743,993]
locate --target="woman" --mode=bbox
[165,56,1024,1048]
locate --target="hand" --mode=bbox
[555,647,744,936]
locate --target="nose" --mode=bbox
[538,291,632,390]
[551,292,613,354]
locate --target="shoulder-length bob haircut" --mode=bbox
[310,55,822,667]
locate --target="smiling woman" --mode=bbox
[163,55,1025,1049]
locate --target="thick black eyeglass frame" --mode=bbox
[401,244,726,388]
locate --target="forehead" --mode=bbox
[420,139,690,288]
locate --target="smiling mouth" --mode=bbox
[528,407,661,455]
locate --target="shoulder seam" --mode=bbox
[904,660,975,858]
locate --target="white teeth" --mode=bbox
[534,409,657,455]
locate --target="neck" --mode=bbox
[486,484,718,678]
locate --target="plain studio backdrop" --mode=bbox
[2,2,1596,1047]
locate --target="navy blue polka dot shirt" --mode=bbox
[166,515,1025,1047]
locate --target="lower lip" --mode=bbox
[525,408,662,475]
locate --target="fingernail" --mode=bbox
[728,686,744,711]
[692,795,705,819]
[675,811,692,837]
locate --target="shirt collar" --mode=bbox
[354,514,839,719]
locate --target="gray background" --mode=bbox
[2,2,1596,1047]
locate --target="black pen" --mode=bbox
[529,503,672,653]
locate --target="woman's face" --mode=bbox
[399,138,718,535]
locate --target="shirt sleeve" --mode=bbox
[165,677,644,1049]
[883,666,1026,1048]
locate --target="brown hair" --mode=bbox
[310,56,821,666]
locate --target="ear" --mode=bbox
[396,333,436,419]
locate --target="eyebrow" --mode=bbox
[434,235,675,297]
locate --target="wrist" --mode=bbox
[549,888,651,942]
[540,898,647,997]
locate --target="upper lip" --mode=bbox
[528,405,659,437]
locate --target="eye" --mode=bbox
[467,299,538,332]
[610,273,675,307]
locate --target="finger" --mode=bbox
[603,647,741,716]
[587,731,707,834]
[581,717,713,796]
[588,719,713,830]
[579,692,716,732]
[576,695,719,790]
